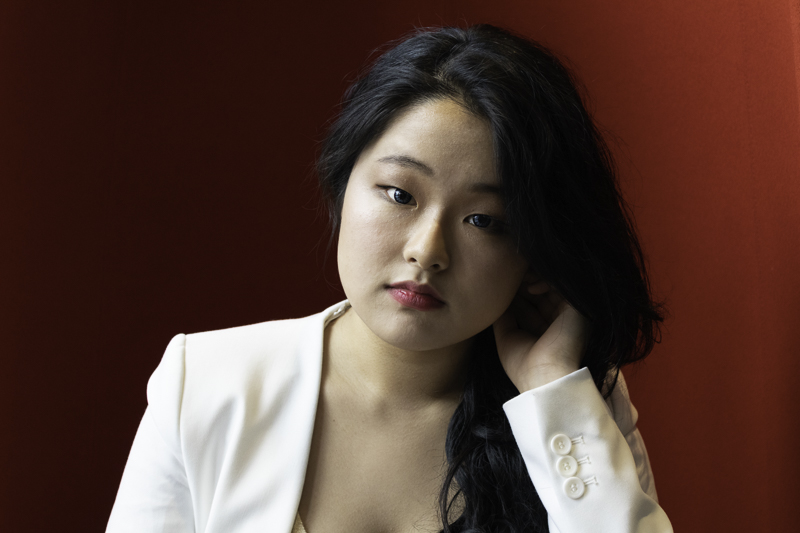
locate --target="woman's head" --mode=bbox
[336,97,530,353]
[319,24,663,384]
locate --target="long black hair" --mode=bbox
[317,24,664,533]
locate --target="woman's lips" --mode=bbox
[387,283,445,311]
[388,288,445,311]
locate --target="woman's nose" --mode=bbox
[403,217,450,271]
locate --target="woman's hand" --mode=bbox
[493,279,589,393]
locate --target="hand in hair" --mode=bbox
[493,277,588,393]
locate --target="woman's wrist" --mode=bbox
[516,363,581,393]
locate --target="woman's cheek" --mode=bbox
[339,196,403,281]
[358,208,403,254]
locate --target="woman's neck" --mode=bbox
[325,306,470,410]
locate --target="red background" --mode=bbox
[3,1,799,531]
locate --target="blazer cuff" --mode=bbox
[503,368,672,532]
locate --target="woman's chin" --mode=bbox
[367,317,474,353]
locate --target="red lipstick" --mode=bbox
[387,281,445,311]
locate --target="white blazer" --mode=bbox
[107,300,672,533]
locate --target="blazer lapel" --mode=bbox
[265,300,349,533]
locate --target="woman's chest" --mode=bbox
[298,392,456,533]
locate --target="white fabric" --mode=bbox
[107,300,673,532]
[504,369,671,532]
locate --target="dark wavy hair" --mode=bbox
[316,24,664,533]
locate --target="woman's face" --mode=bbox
[337,98,530,352]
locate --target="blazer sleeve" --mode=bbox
[503,367,673,533]
[106,334,195,533]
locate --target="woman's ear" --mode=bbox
[522,271,550,295]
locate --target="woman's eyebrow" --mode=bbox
[470,182,502,196]
[377,154,434,175]
[376,154,501,196]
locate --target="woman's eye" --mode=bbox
[388,187,414,205]
[467,214,495,229]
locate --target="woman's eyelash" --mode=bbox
[466,214,505,232]
[467,214,493,228]
[381,186,416,205]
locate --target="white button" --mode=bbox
[555,455,578,477]
[563,477,585,499]
[550,434,572,455]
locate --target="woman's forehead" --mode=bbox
[361,99,499,186]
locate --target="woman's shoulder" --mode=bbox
[179,299,347,373]
[183,302,346,383]
[183,309,322,366]
[145,300,348,442]
[137,301,349,512]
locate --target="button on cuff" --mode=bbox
[564,477,586,499]
[550,434,572,455]
[556,455,578,477]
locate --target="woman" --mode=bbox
[107,25,673,532]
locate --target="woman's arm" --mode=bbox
[503,368,671,533]
[106,334,195,533]
[494,286,672,532]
